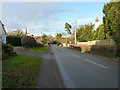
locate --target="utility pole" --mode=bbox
[25,28,28,36]
[74,20,77,44]
[40,28,42,40]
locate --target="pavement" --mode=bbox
[51,45,118,88]
[14,46,64,88]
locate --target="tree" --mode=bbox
[64,22,72,44]
[92,24,110,40]
[65,22,72,34]
[76,23,94,42]
[103,1,120,45]
[55,33,63,43]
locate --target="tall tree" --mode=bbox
[55,33,63,43]
[76,23,94,42]
[103,1,120,45]
[65,22,72,43]
[65,22,72,34]
[92,24,111,40]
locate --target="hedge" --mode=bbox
[70,44,120,58]
[2,43,17,60]
[21,36,37,47]
[7,36,22,46]
[90,45,120,57]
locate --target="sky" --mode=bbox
[1,2,109,36]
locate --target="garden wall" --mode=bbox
[71,44,120,58]
[77,39,115,45]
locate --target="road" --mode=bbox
[51,45,118,88]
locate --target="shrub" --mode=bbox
[42,40,47,44]
[21,36,37,47]
[72,44,120,58]
[2,43,17,60]
[90,45,120,57]
[7,35,22,46]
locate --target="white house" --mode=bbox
[93,17,100,31]
[0,21,7,44]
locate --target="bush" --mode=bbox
[52,41,58,44]
[71,44,120,58]
[7,35,22,46]
[42,40,47,44]
[2,43,17,60]
[21,36,37,47]
[90,45,120,57]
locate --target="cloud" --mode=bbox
[2,2,69,36]
[77,18,94,23]
[2,0,110,2]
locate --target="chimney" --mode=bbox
[95,17,99,22]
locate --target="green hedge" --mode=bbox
[7,36,22,46]
[2,43,17,60]
[21,36,37,47]
[90,45,120,57]
[71,44,120,58]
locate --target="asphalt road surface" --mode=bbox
[51,45,118,88]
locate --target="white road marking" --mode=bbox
[72,54,80,58]
[84,59,108,69]
[66,51,81,58]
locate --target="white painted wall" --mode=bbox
[0,21,7,44]
[2,30,7,44]
[93,22,100,31]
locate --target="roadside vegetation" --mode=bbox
[2,43,17,60]
[55,1,120,59]
[2,55,43,88]
[7,29,26,46]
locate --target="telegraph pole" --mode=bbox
[40,28,42,40]
[25,28,27,36]
[74,20,77,44]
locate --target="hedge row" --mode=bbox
[90,45,120,57]
[7,36,22,46]
[2,43,17,60]
[70,44,120,58]
[21,36,37,47]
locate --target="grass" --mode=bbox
[2,55,43,88]
[25,46,48,53]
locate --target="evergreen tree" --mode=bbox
[55,33,63,43]
[103,1,120,45]
[76,23,94,42]
[65,22,72,34]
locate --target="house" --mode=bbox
[26,33,34,36]
[0,21,7,44]
[93,17,100,31]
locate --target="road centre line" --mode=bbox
[84,59,108,69]
[72,54,80,58]
[65,50,107,69]
[66,51,81,58]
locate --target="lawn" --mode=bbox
[2,55,43,88]
[25,46,48,53]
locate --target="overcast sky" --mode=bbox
[2,2,108,36]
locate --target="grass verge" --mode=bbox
[25,46,48,53]
[2,55,43,88]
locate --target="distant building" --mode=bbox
[0,21,7,44]
[7,29,25,36]
[32,36,41,40]
[93,17,100,30]
[26,33,34,36]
